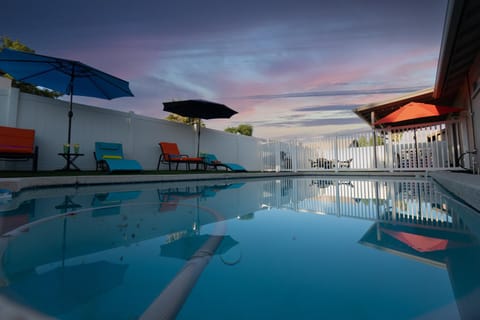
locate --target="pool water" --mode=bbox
[0,177,479,319]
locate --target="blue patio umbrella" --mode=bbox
[0,48,134,148]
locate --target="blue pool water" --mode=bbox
[0,177,479,319]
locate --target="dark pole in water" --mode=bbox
[140,206,226,320]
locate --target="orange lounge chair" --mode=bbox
[0,126,39,171]
[157,142,204,171]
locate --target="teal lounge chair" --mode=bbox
[91,191,141,216]
[94,142,143,172]
[201,153,247,172]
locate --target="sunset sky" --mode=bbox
[2,0,448,139]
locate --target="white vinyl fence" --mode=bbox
[0,78,471,173]
[0,80,263,171]
[262,120,467,172]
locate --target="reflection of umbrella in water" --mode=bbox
[55,195,82,213]
[161,234,239,261]
[0,49,134,169]
[2,261,127,316]
[382,229,448,253]
[163,99,238,157]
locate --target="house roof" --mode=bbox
[434,0,480,101]
[353,87,436,126]
[354,0,480,128]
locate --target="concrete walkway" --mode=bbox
[429,171,480,212]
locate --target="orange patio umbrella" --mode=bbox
[374,102,463,126]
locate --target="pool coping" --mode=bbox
[429,171,480,212]
[0,171,423,193]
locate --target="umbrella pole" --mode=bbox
[67,93,73,149]
[197,118,201,158]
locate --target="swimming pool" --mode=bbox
[0,176,479,319]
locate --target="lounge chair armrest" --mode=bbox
[165,153,189,160]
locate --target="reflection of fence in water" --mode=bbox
[381,180,457,227]
[264,178,467,232]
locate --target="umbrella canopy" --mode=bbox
[374,101,463,127]
[0,48,134,151]
[163,99,237,119]
[163,99,237,156]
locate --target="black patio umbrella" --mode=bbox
[163,99,238,156]
[0,48,134,151]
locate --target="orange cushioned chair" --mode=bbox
[157,142,204,171]
[0,126,38,171]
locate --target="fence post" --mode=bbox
[292,139,298,172]
[334,136,339,172]
[388,130,394,172]
[274,141,280,172]
[372,130,378,169]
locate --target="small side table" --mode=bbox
[58,152,84,171]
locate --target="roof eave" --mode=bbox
[433,0,465,99]
[354,87,434,113]
[353,88,435,126]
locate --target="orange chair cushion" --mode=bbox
[0,126,35,154]
[159,142,202,162]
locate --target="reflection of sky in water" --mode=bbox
[186,210,458,320]
[0,177,478,319]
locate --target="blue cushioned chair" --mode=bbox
[201,153,247,172]
[94,142,143,172]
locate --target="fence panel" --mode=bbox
[262,120,464,172]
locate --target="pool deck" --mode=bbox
[429,171,480,212]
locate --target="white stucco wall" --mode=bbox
[0,80,263,171]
